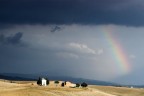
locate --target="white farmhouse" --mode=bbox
[69,84,76,88]
[41,78,47,86]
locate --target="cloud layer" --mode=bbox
[1,24,144,84]
[1,0,144,26]
[1,0,144,84]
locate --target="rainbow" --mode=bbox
[102,27,131,74]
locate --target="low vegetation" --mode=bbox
[81,82,88,87]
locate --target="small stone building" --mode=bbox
[41,78,47,86]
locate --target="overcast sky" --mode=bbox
[0,0,144,85]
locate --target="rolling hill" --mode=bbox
[0,79,144,96]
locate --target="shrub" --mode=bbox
[61,82,65,87]
[76,83,80,87]
[54,80,59,86]
[81,82,88,87]
[55,80,59,84]
[64,81,67,85]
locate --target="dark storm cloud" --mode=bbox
[0,0,144,26]
[0,32,23,45]
[50,26,61,33]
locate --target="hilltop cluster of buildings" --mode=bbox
[37,77,87,88]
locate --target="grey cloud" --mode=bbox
[0,25,144,84]
[68,42,96,55]
[0,0,144,26]
[0,32,23,45]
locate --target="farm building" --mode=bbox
[37,77,49,86]
[41,78,47,86]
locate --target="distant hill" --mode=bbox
[0,73,38,79]
[0,73,117,86]
[0,74,35,81]
[0,73,144,88]
[48,76,117,86]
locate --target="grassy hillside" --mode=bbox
[0,79,144,96]
[90,85,144,96]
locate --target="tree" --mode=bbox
[81,82,88,87]
[46,78,49,85]
[76,83,80,87]
[37,77,42,85]
[64,81,67,85]
[54,80,59,86]
[61,82,65,87]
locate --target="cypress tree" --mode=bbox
[46,78,49,85]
